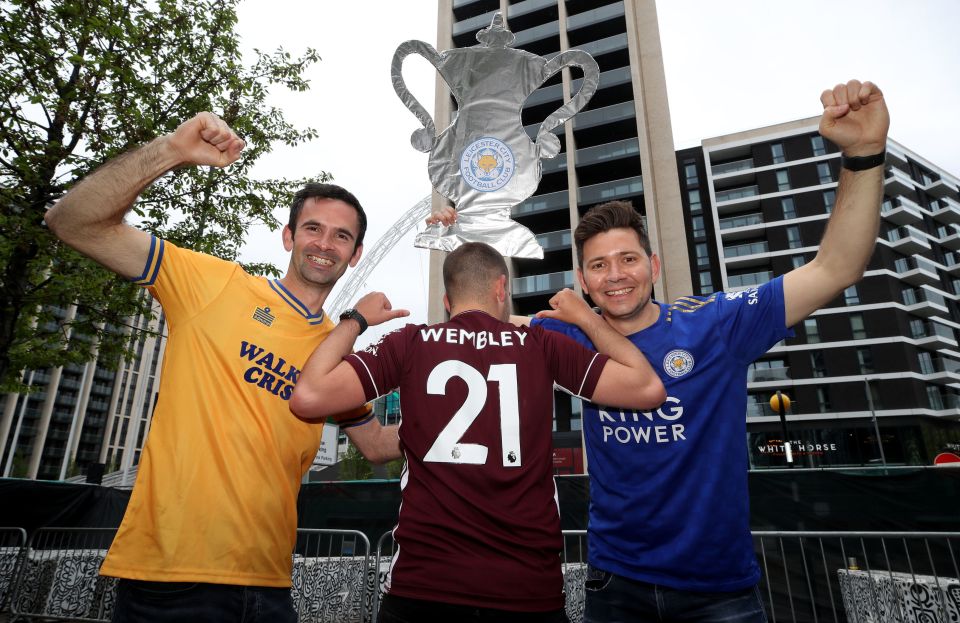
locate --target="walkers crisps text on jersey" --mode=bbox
[345,311,609,612]
[534,277,794,592]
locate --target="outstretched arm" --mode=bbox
[343,420,402,464]
[290,292,409,421]
[44,113,244,278]
[537,289,665,409]
[783,80,889,327]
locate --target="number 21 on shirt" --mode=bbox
[423,360,521,468]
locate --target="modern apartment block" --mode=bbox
[0,302,165,481]
[679,119,960,468]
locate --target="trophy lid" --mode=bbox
[476,12,515,48]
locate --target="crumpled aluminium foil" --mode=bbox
[392,12,599,259]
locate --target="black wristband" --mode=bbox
[338,308,368,334]
[841,151,886,171]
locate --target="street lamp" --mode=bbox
[863,377,887,466]
[770,391,793,467]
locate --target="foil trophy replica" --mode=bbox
[392,12,599,259]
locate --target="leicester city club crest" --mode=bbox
[460,137,515,192]
[663,349,694,378]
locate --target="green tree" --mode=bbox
[0,0,326,390]
[339,443,373,481]
[385,458,404,480]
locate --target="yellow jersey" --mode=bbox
[101,238,356,587]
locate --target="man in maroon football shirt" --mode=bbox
[291,242,665,623]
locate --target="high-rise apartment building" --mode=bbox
[437,0,687,445]
[680,119,960,468]
[0,302,165,481]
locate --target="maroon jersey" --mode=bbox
[345,310,609,611]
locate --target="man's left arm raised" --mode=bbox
[783,79,890,327]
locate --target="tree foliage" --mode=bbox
[0,0,328,390]
[339,443,374,481]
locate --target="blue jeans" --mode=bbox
[583,566,768,623]
[111,579,297,623]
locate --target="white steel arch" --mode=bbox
[327,194,433,319]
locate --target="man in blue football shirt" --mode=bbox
[434,78,890,621]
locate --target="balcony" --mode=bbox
[920,355,960,385]
[723,241,770,269]
[571,99,635,131]
[884,166,916,195]
[912,319,957,350]
[578,176,643,205]
[748,367,790,383]
[894,256,941,288]
[513,270,574,297]
[924,177,959,199]
[937,228,960,252]
[881,196,923,226]
[513,189,569,217]
[535,229,572,253]
[453,9,498,36]
[902,287,949,318]
[712,158,755,177]
[513,20,560,48]
[728,270,773,289]
[886,225,931,255]
[718,213,765,241]
[715,185,761,213]
[931,196,960,225]
[568,137,641,172]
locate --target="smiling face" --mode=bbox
[577,227,661,331]
[282,197,363,291]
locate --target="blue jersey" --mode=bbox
[534,277,793,591]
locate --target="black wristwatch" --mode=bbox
[339,308,368,334]
[841,151,886,171]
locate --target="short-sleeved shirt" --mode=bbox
[345,310,609,611]
[534,277,794,592]
[101,237,367,587]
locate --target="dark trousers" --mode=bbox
[583,565,768,623]
[111,579,297,623]
[378,593,569,623]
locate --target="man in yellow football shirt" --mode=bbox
[45,112,405,622]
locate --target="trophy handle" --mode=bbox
[391,40,444,153]
[535,50,600,159]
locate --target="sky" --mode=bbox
[233,0,960,349]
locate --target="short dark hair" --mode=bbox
[574,200,651,266]
[443,242,508,306]
[288,183,367,250]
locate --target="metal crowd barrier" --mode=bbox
[7,527,117,622]
[3,528,958,623]
[293,528,371,623]
[0,527,27,614]
[754,531,960,623]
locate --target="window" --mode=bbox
[792,255,805,269]
[776,170,790,191]
[816,387,831,412]
[691,215,706,238]
[695,243,710,267]
[810,351,826,377]
[918,351,935,375]
[902,288,918,305]
[688,189,702,214]
[685,162,698,187]
[771,143,785,164]
[781,197,796,219]
[850,313,866,339]
[786,226,802,249]
[804,318,820,343]
[811,135,826,156]
[823,190,836,214]
[844,285,860,305]
[857,347,874,374]
[699,270,714,294]
[817,162,833,184]
[910,318,925,339]
[927,385,945,410]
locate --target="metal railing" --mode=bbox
[4,528,958,623]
